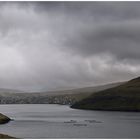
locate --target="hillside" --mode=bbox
[71,77,140,111]
[0,82,123,105]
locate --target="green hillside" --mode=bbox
[71,77,140,111]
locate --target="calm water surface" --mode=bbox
[0,104,140,138]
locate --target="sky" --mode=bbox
[0,1,140,92]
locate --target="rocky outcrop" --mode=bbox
[0,113,11,124]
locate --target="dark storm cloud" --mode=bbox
[65,21,140,60]
[33,2,140,60]
[0,2,140,91]
[34,2,140,19]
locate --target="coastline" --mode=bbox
[0,113,16,139]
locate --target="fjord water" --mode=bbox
[0,104,140,138]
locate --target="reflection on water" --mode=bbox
[0,104,139,138]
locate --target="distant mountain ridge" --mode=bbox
[0,88,23,93]
[0,82,124,105]
[71,76,140,111]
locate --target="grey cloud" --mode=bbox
[65,21,140,61]
[0,2,140,91]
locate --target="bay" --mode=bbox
[0,104,139,138]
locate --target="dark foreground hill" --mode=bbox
[71,77,140,111]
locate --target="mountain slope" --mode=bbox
[0,82,123,105]
[71,77,140,111]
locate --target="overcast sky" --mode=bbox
[0,2,140,92]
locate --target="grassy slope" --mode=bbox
[56,82,124,101]
[71,77,140,111]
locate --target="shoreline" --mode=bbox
[0,113,16,139]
